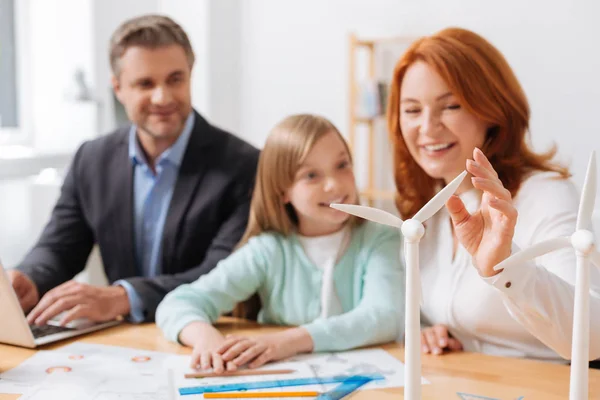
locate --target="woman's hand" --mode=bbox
[218,328,314,369]
[179,321,231,373]
[446,148,518,277]
[421,324,463,355]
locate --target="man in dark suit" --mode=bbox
[7,14,259,324]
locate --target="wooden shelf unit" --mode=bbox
[348,33,414,205]
[360,188,396,201]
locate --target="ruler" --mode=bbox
[456,394,500,400]
[317,376,374,399]
[456,394,524,400]
[178,374,384,396]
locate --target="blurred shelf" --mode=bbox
[355,36,416,48]
[349,33,415,206]
[359,189,396,201]
[353,115,383,125]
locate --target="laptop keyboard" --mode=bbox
[30,324,75,338]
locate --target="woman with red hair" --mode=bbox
[388,27,600,363]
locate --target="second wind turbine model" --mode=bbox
[331,170,467,400]
[493,151,599,400]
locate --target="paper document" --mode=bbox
[1,343,425,399]
[0,342,171,398]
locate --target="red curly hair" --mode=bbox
[387,27,570,219]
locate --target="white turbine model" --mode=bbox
[493,151,599,400]
[331,170,467,400]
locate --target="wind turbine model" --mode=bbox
[493,151,599,400]
[331,170,467,400]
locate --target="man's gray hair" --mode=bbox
[109,14,194,76]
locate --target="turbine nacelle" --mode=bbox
[571,230,596,255]
[402,220,425,242]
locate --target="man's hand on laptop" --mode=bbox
[26,281,130,326]
[7,269,39,313]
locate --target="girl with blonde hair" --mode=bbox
[388,27,600,363]
[157,114,404,372]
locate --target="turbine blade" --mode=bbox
[577,151,597,231]
[493,236,572,271]
[413,171,467,223]
[330,204,403,228]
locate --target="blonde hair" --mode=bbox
[234,114,362,319]
[109,14,194,77]
[239,114,362,246]
[387,27,570,219]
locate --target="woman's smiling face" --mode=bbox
[399,61,489,184]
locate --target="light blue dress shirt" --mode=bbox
[116,113,195,322]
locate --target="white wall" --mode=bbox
[157,0,242,135]
[238,0,600,205]
[157,0,211,120]
[28,0,96,153]
[93,0,160,134]
[206,0,243,136]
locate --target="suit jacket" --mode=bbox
[17,111,260,321]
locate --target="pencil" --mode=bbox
[184,368,296,379]
[203,392,320,398]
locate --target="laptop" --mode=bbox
[0,263,121,348]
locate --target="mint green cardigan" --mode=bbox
[156,221,404,352]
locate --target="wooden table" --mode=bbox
[1,318,600,399]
